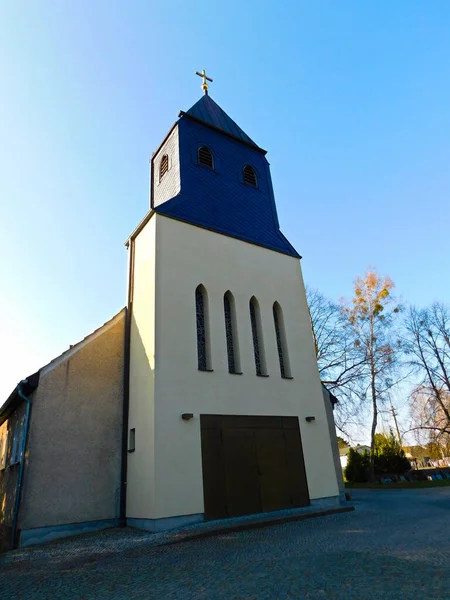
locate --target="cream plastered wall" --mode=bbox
[149,214,339,519]
[127,217,157,519]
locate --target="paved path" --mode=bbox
[1,488,449,599]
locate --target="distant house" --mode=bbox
[403,445,430,469]
[339,445,371,470]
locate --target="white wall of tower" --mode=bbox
[132,214,340,519]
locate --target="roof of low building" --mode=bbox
[339,444,371,457]
[322,384,339,406]
[403,445,429,459]
[0,309,125,426]
[0,373,40,427]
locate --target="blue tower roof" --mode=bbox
[180,95,265,152]
[153,95,300,259]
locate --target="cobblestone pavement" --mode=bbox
[1,488,449,599]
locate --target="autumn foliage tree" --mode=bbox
[342,271,401,480]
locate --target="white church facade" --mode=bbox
[0,83,343,550]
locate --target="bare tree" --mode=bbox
[342,271,402,479]
[405,303,450,452]
[306,288,366,436]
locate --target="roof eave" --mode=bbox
[0,372,40,427]
[125,209,155,245]
[150,122,178,163]
[322,383,339,406]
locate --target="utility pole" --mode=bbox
[390,403,402,445]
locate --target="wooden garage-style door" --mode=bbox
[200,415,310,520]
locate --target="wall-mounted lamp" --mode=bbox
[305,416,316,423]
[181,413,194,421]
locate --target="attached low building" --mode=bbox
[0,311,125,552]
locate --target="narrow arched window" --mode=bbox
[198,146,214,169]
[249,297,267,376]
[196,285,211,371]
[243,165,257,187]
[273,302,291,378]
[224,291,241,373]
[159,154,169,181]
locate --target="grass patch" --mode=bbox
[346,479,450,490]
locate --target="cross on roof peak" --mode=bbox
[195,69,213,95]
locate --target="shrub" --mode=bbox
[345,433,411,483]
[345,448,371,483]
[373,432,411,476]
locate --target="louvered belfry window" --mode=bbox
[198,146,213,169]
[243,165,257,186]
[160,154,169,180]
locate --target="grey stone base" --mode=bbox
[149,495,353,546]
[17,497,348,548]
[127,513,204,533]
[20,519,118,548]
[127,495,349,538]
[311,494,344,509]
[0,523,13,554]
[338,490,348,504]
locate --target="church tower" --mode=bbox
[125,76,340,531]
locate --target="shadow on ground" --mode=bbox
[1,488,449,599]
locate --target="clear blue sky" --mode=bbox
[1,1,449,405]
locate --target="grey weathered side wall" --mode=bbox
[0,402,27,552]
[322,388,345,494]
[18,312,125,532]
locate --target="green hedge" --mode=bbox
[345,433,411,483]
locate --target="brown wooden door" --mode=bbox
[200,426,228,519]
[200,415,310,520]
[255,428,292,512]
[223,428,261,517]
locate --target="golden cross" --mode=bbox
[195,69,213,95]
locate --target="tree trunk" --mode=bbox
[369,363,377,481]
